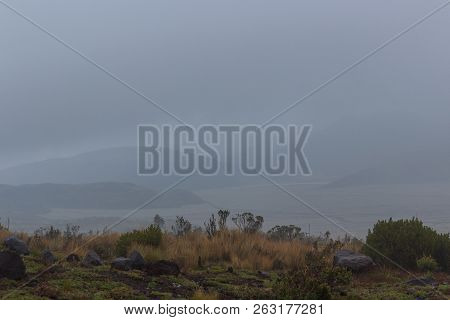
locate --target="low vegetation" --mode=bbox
[115,225,162,257]
[0,213,449,300]
[273,242,352,299]
[363,217,450,271]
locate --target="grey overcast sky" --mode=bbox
[1,0,449,169]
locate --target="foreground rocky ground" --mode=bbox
[1,247,449,300]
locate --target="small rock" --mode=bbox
[111,257,133,271]
[0,250,26,280]
[146,260,180,276]
[333,250,374,272]
[3,236,30,255]
[42,249,56,265]
[129,250,146,269]
[82,250,102,267]
[66,253,80,262]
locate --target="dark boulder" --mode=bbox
[129,250,146,269]
[66,253,80,262]
[82,250,102,267]
[3,236,29,255]
[145,260,180,276]
[333,250,374,272]
[0,251,26,280]
[111,257,133,271]
[42,249,56,265]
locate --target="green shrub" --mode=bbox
[268,225,304,241]
[115,225,162,256]
[232,212,264,233]
[417,256,439,272]
[363,218,450,271]
[273,242,352,299]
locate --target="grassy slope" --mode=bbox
[1,253,449,300]
[0,229,449,300]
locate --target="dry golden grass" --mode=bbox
[0,229,11,241]
[129,230,312,271]
[1,231,120,259]
[1,228,349,272]
[191,289,219,300]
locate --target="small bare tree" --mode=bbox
[267,225,304,241]
[217,210,230,231]
[171,216,192,236]
[232,212,264,233]
[153,214,165,229]
[204,214,217,238]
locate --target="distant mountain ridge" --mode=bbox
[0,182,204,215]
[2,109,450,189]
[0,146,319,190]
[324,146,450,188]
[0,147,139,186]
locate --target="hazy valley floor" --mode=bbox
[8,182,450,238]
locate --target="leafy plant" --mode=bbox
[268,225,304,241]
[232,212,264,233]
[363,218,450,271]
[417,256,439,272]
[273,242,352,299]
[115,224,162,256]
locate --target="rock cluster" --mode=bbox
[0,239,180,281]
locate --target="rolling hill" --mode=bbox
[0,182,204,216]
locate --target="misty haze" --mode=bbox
[1,0,449,302]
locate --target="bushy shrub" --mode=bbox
[63,224,81,242]
[172,216,192,236]
[363,218,450,271]
[115,225,162,256]
[273,242,352,299]
[204,214,217,239]
[268,225,304,241]
[204,210,231,238]
[34,226,61,240]
[217,210,230,230]
[417,256,439,272]
[232,212,264,233]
